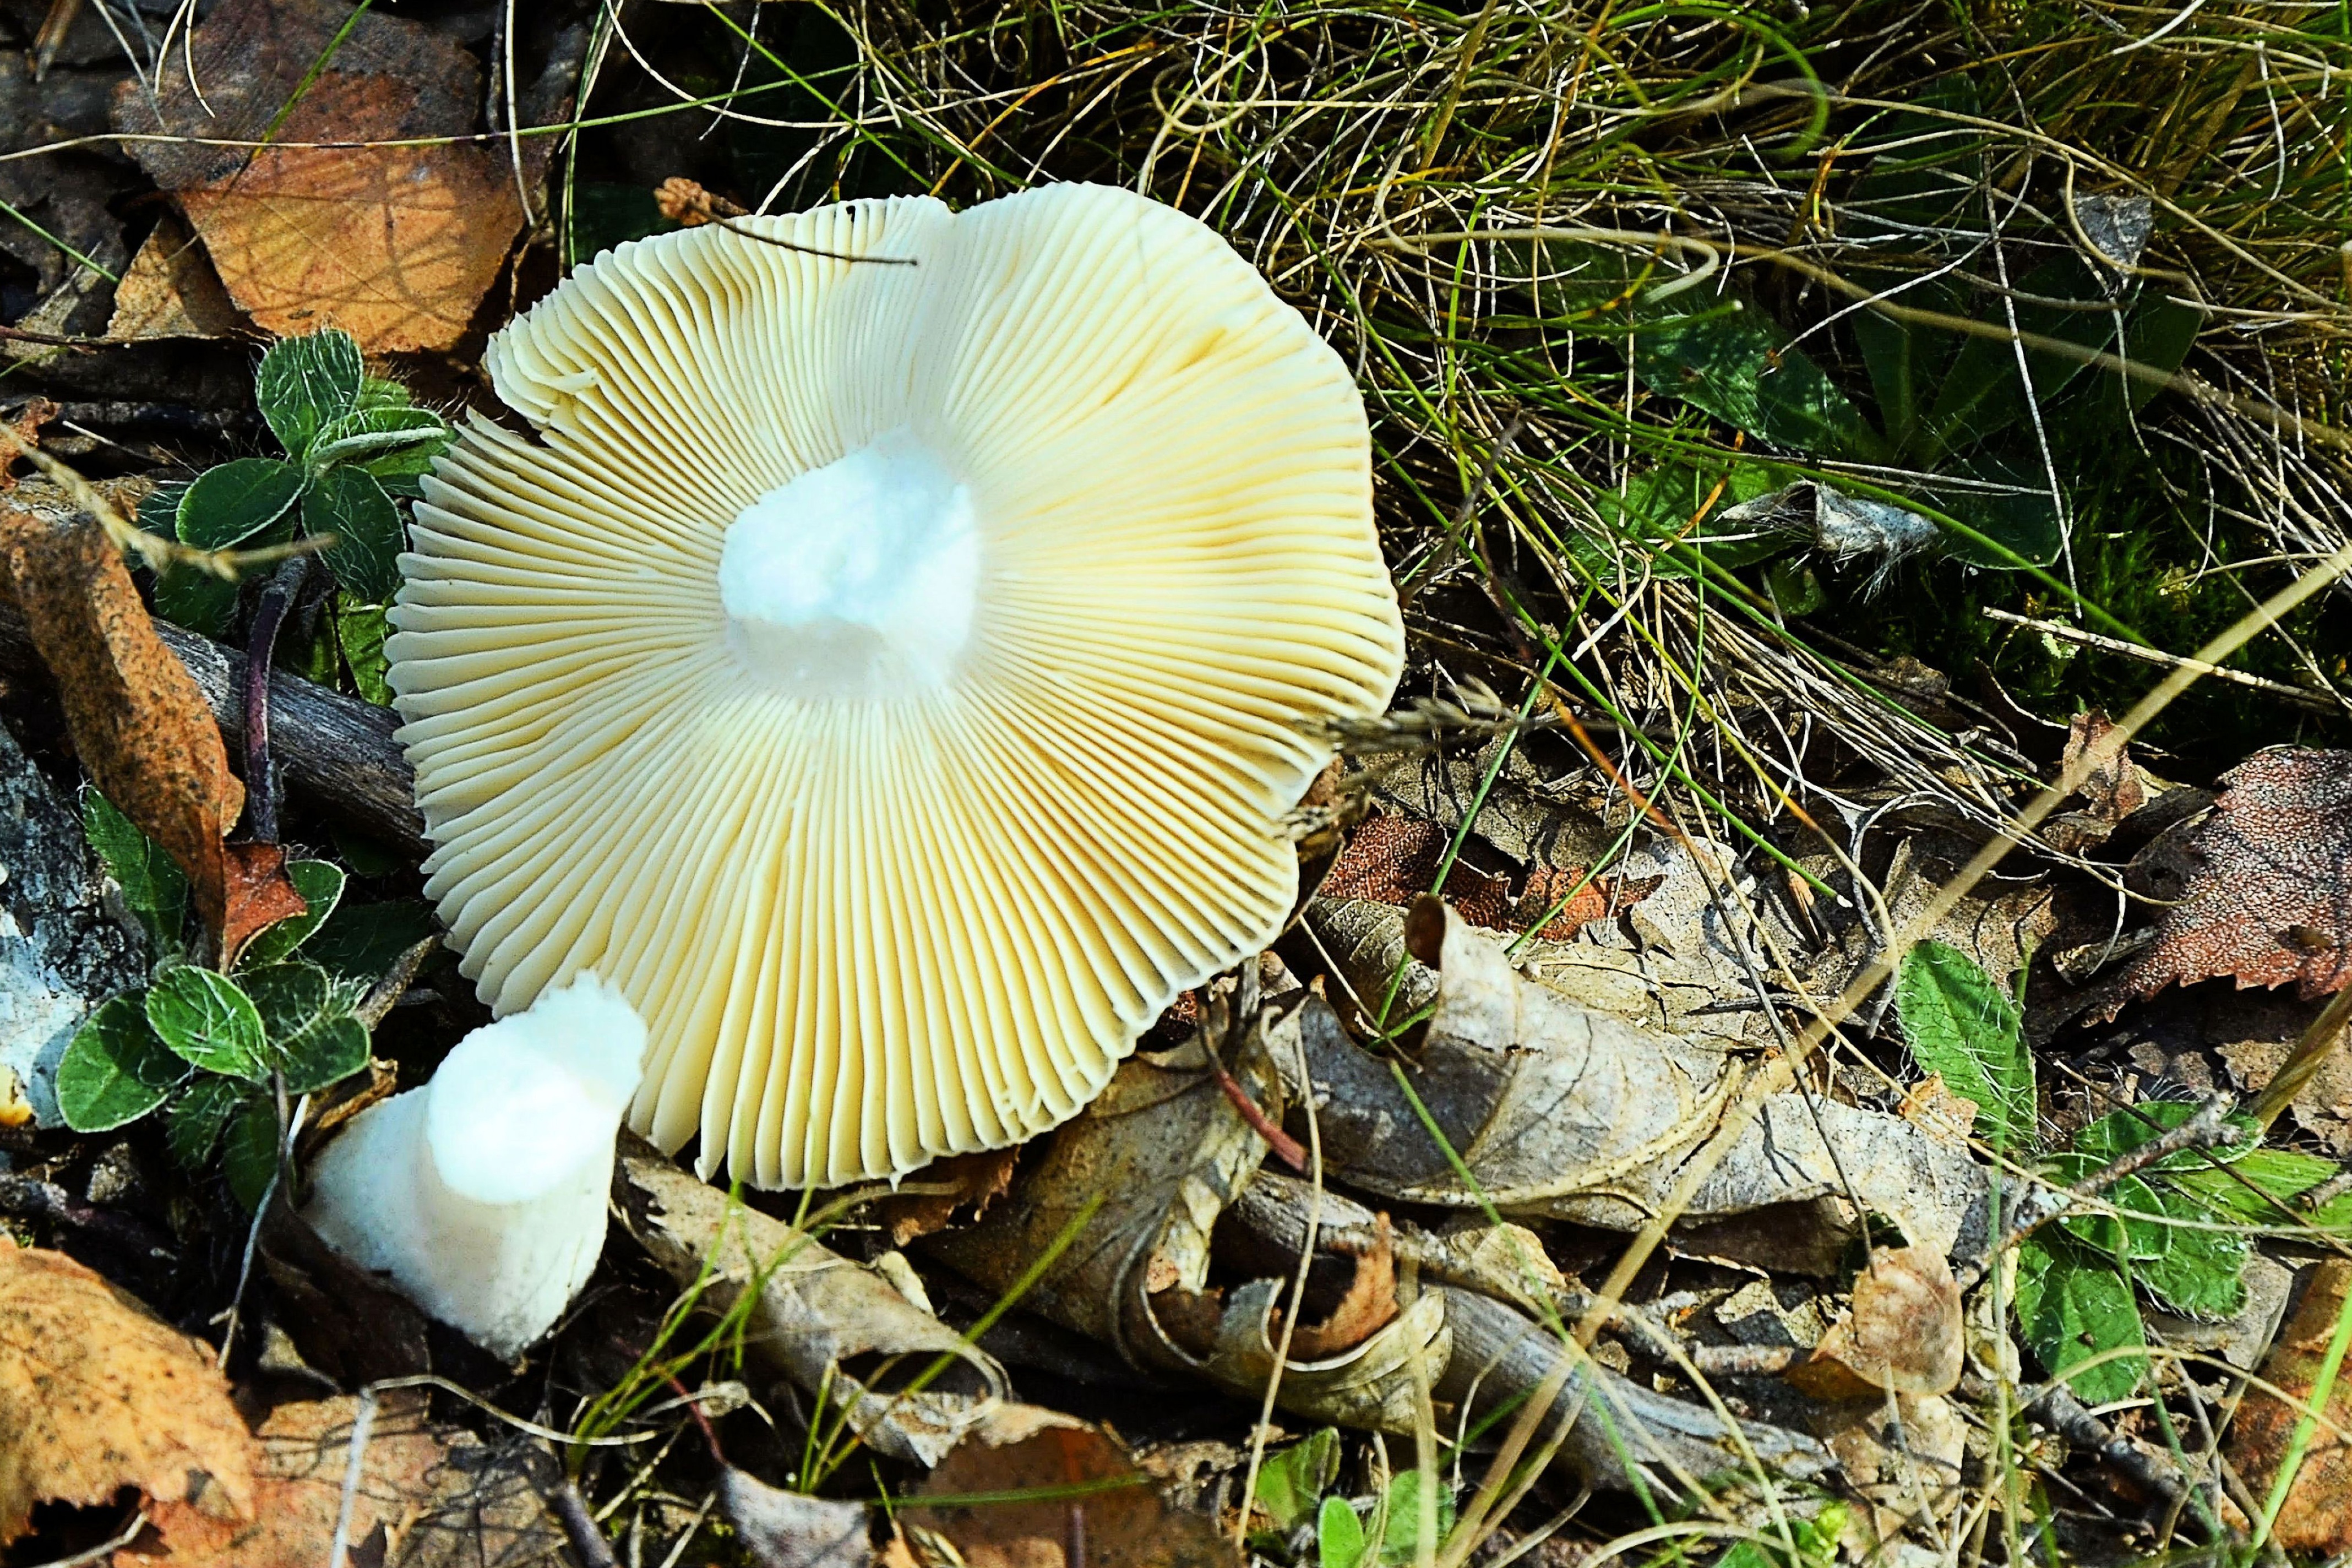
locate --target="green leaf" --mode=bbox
[177,458,305,551]
[224,1096,283,1211]
[1253,1429,1340,1533]
[1852,272,1964,456]
[1919,256,2117,460]
[239,860,346,969]
[354,374,412,414]
[308,405,449,475]
[336,603,393,706]
[242,961,335,1042]
[2075,1101,2255,1172]
[304,466,404,603]
[1631,299,1882,461]
[1933,453,2066,570]
[1588,461,1789,574]
[2014,1234,2148,1405]
[306,899,439,986]
[256,329,363,459]
[2133,1185,2249,1320]
[165,1075,247,1169]
[281,1014,369,1096]
[2046,1156,2164,1259]
[137,480,190,540]
[1319,1496,1368,1568]
[1714,1502,1848,1568]
[1894,940,2033,1151]
[56,995,187,1131]
[1375,1471,1455,1566]
[151,560,243,638]
[145,967,269,1081]
[81,790,186,955]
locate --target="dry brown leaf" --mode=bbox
[876,1148,1021,1247]
[126,1391,560,1567]
[614,1139,1008,1467]
[104,213,245,342]
[2042,710,2147,853]
[2228,1257,2352,1551]
[111,0,524,352]
[1320,813,1654,938]
[0,508,303,965]
[0,1234,255,1543]
[1786,1246,1963,1400]
[2090,748,2352,1022]
[1278,1217,1398,1360]
[905,1416,1235,1568]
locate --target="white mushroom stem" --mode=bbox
[303,972,647,1358]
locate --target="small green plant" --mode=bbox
[1896,939,2352,1404]
[1246,1438,1458,1568]
[144,327,452,703]
[57,794,373,1207]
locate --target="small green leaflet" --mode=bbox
[241,960,369,1095]
[305,466,404,602]
[2015,1233,2148,1406]
[56,996,188,1132]
[1251,1429,1340,1533]
[145,966,269,1081]
[176,458,305,551]
[224,1096,282,1211]
[165,1075,247,1169]
[1630,300,1882,462]
[239,859,346,969]
[306,898,439,986]
[1894,941,2034,1150]
[2075,1100,2256,1172]
[1715,1502,1848,1568]
[1318,1496,1367,1568]
[2045,1155,2166,1260]
[1374,1470,1455,1566]
[81,790,187,955]
[336,603,393,706]
[2132,1184,2250,1320]
[255,329,364,460]
[308,405,449,475]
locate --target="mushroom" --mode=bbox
[389,183,1403,1189]
[302,972,646,1357]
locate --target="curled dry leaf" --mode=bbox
[613,1139,1008,1467]
[905,1412,1236,1568]
[0,507,303,965]
[876,1148,1020,1248]
[2040,709,2149,854]
[929,1004,1827,1495]
[0,1234,254,1543]
[110,0,526,352]
[104,213,244,343]
[1300,900,1984,1260]
[2090,748,2352,1022]
[718,1468,874,1568]
[2228,1258,2352,1551]
[125,1391,562,1567]
[1786,1246,1964,1400]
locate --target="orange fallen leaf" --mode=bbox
[1278,1215,1398,1360]
[0,502,303,965]
[126,1391,562,1567]
[2229,1257,2352,1551]
[907,1413,1234,1568]
[1322,814,1658,938]
[1786,1245,1963,1400]
[110,0,525,353]
[878,1148,1021,1247]
[0,1234,255,1543]
[105,214,246,343]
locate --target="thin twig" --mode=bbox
[241,555,310,846]
[1983,606,2342,711]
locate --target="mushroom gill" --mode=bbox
[389,183,1403,1189]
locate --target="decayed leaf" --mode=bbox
[0,507,303,965]
[1279,1217,1398,1359]
[104,213,245,342]
[127,1391,561,1567]
[2090,748,2352,1021]
[1302,900,1985,1260]
[0,1235,255,1543]
[2041,710,2147,853]
[719,1468,875,1568]
[1815,1391,1968,1549]
[1321,813,1657,939]
[110,0,525,352]
[929,1006,1829,1496]
[2227,1258,2352,1551]
[905,1415,1235,1568]
[1787,1246,1964,1400]
[613,1140,1008,1467]
[876,1148,1020,1247]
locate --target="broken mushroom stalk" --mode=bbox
[389,181,1405,1191]
[302,973,647,1358]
